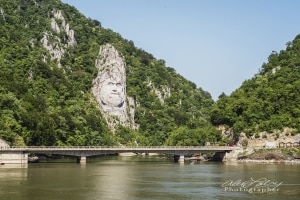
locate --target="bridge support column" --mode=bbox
[0,152,28,164]
[174,155,185,163]
[77,156,86,164]
[212,152,226,161]
[178,155,185,163]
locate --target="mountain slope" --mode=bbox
[0,0,218,146]
[211,34,300,139]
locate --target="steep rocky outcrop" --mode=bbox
[0,139,9,148]
[0,0,215,146]
[41,10,76,67]
[0,8,4,20]
[146,80,171,104]
[92,44,138,130]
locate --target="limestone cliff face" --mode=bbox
[39,9,137,131]
[146,80,171,104]
[92,44,138,130]
[41,10,76,67]
[0,139,9,148]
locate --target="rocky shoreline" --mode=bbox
[234,158,300,164]
[225,146,300,164]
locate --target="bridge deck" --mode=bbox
[1,146,241,156]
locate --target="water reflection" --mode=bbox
[0,163,28,169]
[90,158,137,199]
[0,157,299,200]
[0,163,28,178]
[0,164,28,200]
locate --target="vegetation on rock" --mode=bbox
[1,0,299,147]
[211,35,300,139]
[0,0,218,146]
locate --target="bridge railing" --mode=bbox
[4,146,241,150]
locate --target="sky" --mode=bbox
[61,0,300,100]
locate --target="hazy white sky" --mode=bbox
[62,0,300,100]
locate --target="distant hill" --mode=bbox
[0,0,219,146]
[211,34,300,139]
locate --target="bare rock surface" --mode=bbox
[92,44,138,130]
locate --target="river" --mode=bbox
[0,155,299,200]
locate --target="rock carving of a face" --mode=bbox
[92,44,137,128]
[99,72,125,107]
[92,44,127,115]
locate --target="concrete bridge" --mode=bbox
[0,146,241,164]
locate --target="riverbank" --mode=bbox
[235,158,300,164]
[227,147,300,164]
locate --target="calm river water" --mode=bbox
[0,156,300,200]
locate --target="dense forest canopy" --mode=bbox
[0,0,219,146]
[211,34,300,138]
[1,0,299,147]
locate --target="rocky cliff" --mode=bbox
[92,44,138,130]
[0,0,215,146]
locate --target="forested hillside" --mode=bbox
[211,34,300,140]
[0,0,219,146]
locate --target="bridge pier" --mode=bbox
[178,155,184,162]
[174,155,185,163]
[212,152,226,161]
[0,152,28,164]
[77,156,86,164]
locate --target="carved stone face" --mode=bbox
[99,73,125,108]
[92,44,138,129]
[93,44,127,120]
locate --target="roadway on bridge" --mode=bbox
[1,146,241,156]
